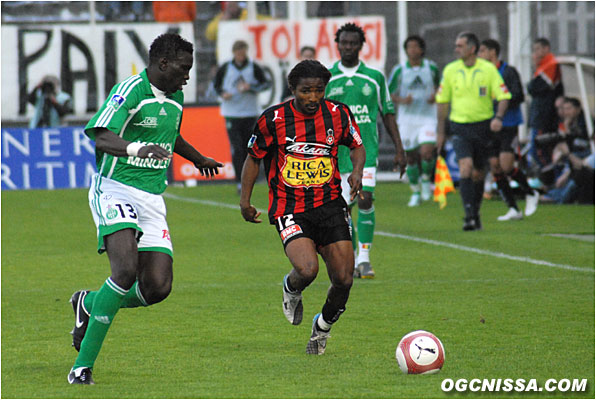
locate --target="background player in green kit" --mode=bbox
[326,23,406,279]
[388,35,441,207]
[67,33,222,384]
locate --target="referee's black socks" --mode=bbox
[459,178,475,219]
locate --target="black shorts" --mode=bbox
[488,126,518,158]
[273,198,352,249]
[450,120,492,169]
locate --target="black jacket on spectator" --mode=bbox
[527,71,564,132]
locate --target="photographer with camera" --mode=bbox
[27,75,72,129]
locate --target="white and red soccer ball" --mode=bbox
[395,330,445,374]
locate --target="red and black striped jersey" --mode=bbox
[248,99,363,223]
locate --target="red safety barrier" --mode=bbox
[172,106,235,181]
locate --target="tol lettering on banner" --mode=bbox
[217,17,386,110]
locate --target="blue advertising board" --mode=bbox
[1,127,96,190]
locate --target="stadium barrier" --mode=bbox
[171,106,235,182]
[1,126,96,190]
[1,106,234,191]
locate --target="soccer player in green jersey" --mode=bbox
[67,33,222,385]
[326,23,406,279]
[388,35,441,207]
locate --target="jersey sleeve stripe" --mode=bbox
[96,75,142,127]
[95,75,143,128]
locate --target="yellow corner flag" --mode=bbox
[433,156,455,209]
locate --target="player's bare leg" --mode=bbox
[282,238,319,325]
[137,252,173,305]
[69,229,138,384]
[306,240,354,355]
[419,143,436,201]
[406,150,422,207]
[490,154,522,221]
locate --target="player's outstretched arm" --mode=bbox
[348,146,365,202]
[239,155,262,223]
[94,128,171,160]
[382,113,407,178]
[174,135,223,178]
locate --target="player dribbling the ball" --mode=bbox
[240,59,365,355]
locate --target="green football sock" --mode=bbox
[121,281,148,308]
[83,281,148,312]
[357,206,375,244]
[421,159,434,182]
[73,278,127,370]
[406,164,420,189]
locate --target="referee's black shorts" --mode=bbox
[450,119,492,169]
[273,197,352,250]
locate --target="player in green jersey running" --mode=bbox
[67,33,222,385]
[326,23,406,279]
[388,35,441,207]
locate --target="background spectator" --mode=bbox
[213,40,271,193]
[540,143,594,204]
[153,1,196,23]
[27,75,72,129]
[537,97,591,187]
[527,37,564,170]
[280,46,316,102]
[205,1,269,43]
[102,1,146,21]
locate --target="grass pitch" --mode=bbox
[1,181,594,398]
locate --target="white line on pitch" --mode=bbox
[164,193,594,274]
[375,231,593,273]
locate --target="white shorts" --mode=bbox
[340,167,376,205]
[399,122,436,151]
[88,174,173,256]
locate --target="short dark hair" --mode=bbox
[149,33,193,63]
[404,35,426,56]
[563,97,581,109]
[300,46,316,56]
[232,40,249,52]
[534,37,551,48]
[480,38,501,57]
[457,31,479,54]
[287,59,331,90]
[335,22,366,44]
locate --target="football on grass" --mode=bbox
[395,330,445,374]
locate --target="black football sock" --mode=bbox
[510,168,533,195]
[494,173,518,210]
[459,178,475,219]
[473,180,484,217]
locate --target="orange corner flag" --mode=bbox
[433,156,455,209]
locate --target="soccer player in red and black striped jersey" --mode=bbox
[240,59,365,355]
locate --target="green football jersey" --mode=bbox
[85,69,183,194]
[326,61,395,173]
